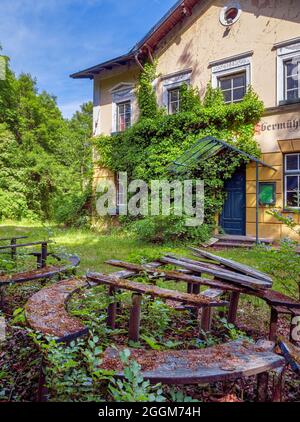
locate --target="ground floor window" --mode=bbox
[284,153,300,208]
[116,101,131,132]
[218,71,246,103]
[168,88,181,114]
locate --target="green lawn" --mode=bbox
[0,220,298,297]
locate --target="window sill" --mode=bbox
[282,208,300,213]
[279,98,300,107]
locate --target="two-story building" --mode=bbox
[71,0,300,240]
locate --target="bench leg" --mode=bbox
[37,360,48,402]
[228,292,240,324]
[201,307,212,332]
[272,368,285,402]
[269,308,279,341]
[257,372,269,402]
[107,287,117,329]
[0,286,5,308]
[11,238,17,261]
[128,293,142,342]
[41,243,48,268]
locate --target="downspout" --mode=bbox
[256,161,259,245]
[134,52,145,71]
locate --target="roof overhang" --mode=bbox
[71,0,199,79]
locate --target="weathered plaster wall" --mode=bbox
[92,0,300,239]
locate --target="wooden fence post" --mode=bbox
[128,293,142,342]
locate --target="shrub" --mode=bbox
[131,215,212,243]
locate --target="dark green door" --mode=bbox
[220,167,246,236]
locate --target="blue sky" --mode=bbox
[0,0,176,118]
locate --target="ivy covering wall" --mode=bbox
[94,63,264,240]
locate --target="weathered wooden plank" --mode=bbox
[0,236,28,242]
[0,240,53,250]
[258,289,300,309]
[106,260,243,293]
[278,340,300,374]
[160,256,270,290]
[25,278,88,341]
[87,272,228,308]
[101,340,285,385]
[189,247,273,284]
[0,255,80,285]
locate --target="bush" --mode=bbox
[131,215,212,243]
[52,189,91,227]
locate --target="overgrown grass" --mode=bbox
[0,220,299,297]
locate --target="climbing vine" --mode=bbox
[94,64,264,236]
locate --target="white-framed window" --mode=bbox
[161,69,191,113]
[276,42,300,105]
[168,87,181,114]
[218,71,246,103]
[283,58,300,102]
[211,53,251,102]
[111,83,134,133]
[116,101,131,132]
[284,153,300,209]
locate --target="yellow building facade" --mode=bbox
[72,0,300,240]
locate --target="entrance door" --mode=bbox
[220,167,246,236]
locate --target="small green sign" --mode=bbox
[259,182,276,206]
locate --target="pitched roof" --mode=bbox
[71,0,199,79]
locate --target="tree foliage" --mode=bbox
[0,54,93,224]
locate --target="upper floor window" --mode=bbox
[116,101,131,132]
[284,58,300,102]
[276,40,300,105]
[161,69,192,113]
[111,83,134,133]
[218,71,246,103]
[168,88,181,114]
[285,153,300,208]
[210,52,252,103]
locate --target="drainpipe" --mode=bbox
[256,161,259,245]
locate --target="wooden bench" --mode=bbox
[25,278,88,342]
[101,339,285,401]
[87,272,229,342]
[0,254,80,307]
[106,260,230,331]
[0,240,52,267]
[0,254,80,286]
[106,256,300,341]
